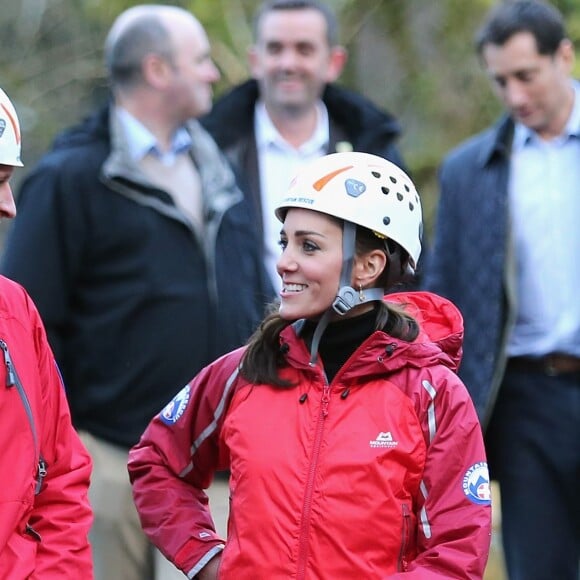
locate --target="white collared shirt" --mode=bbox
[254,101,329,291]
[507,81,580,357]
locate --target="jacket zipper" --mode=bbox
[203,205,228,311]
[398,503,411,572]
[296,381,330,580]
[105,167,241,313]
[0,339,46,495]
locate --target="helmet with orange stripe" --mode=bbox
[276,151,422,294]
[0,88,23,167]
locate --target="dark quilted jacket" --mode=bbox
[422,115,515,427]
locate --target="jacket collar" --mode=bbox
[201,79,401,149]
[102,104,242,216]
[476,114,514,168]
[280,291,464,379]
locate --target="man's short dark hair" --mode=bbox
[105,15,174,90]
[253,0,340,47]
[475,0,567,57]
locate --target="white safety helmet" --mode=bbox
[0,88,23,167]
[275,151,422,270]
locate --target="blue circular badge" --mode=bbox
[159,385,191,426]
[462,462,491,506]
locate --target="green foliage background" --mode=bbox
[1,0,580,237]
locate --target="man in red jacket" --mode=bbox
[0,86,93,577]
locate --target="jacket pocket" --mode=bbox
[398,503,411,572]
[0,523,39,579]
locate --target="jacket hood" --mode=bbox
[280,291,463,382]
[322,83,401,143]
[386,290,464,371]
[51,103,111,152]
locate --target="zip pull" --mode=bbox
[25,523,42,542]
[0,339,16,387]
[321,385,330,417]
[35,457,47,495]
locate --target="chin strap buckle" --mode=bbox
[332,287,358,315]
[333,286,385,315]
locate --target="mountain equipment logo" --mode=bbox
[370,431,398,449]
[462,462,492,506]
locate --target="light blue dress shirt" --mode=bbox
[115,107,192,166]
[507,81,580,357]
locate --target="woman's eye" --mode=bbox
[278,239,288,249]
[303,241,318,252]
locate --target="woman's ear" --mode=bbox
[353,250,387,288]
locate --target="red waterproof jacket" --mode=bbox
[129,292,491,579]
[0,276,93,579]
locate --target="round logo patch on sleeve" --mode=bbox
[159,385,191,426]
[462,462,491,506]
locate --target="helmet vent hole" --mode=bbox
[397,193,403,201]
[381,186,390,195]
[409,202,414,211]
[383,216,391,226]
[404,184,410,192]
[390,176,397,184]
[372,171,381,178]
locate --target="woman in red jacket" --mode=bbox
[129,152,491,579]
[0,87,93,578]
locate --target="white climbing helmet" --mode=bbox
[0,88,23,167]
[275,151,422,269]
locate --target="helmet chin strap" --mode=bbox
[308,221,385,366]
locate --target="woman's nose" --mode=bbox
[276,247,298,276]
[0,181,16,219]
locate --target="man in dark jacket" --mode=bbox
[201,0,407,293]
[423,2,580,579]
[0,5,271,580]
